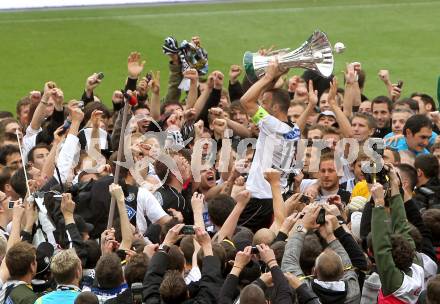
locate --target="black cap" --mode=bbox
[74,214,94,234]
[36,242,54,276]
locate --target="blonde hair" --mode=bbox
[50,249,81,284]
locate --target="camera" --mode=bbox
[181,225,195,235]
[251,246,259,254]
[299,194,311,204]
[316,208,326,225]
[131,282,144,304]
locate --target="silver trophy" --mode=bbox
[243,30,334,83]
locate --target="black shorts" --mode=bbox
[238,197,274,233]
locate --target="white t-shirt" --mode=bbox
[246,108,301,199]
[136,187,168,235]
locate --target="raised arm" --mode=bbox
[371,183,404,296]
[296,80,318,132]
[216,190,250,242]
[110,183,133,251]
[191,192,205,230]
[328,78,353,138]
[264,169,286,231]
[183,68,199,109]
[82,73,103,104]
[148,71,161,121]
[343,63,362,118]
[240,60,286,118]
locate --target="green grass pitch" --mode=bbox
[0,0,439,114]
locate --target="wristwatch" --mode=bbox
[296,224,307,233]
[158,244,170,253]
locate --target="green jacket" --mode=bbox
[8,284,38,304]
[371,194,420,296]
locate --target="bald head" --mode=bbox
[240,284,266,304]
[253,228,276,246]
[315,248,343,281]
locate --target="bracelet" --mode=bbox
[232,265,242,270]
[267,259,277,267]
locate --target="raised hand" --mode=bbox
[61,193,75,217]
[256,243,277,267]
[213,71,224,90]
[327,77,338,108]
[235,190,251,208]
[109,183,125,203]
[85,73,102,93]
[112,90,124,104]
[345,63,357,84]
[128,51,145,79]
[265,58,288,81]
[370,183,385,207]
[264,168,281,185]
[378,69,390,83]
[229,65,242,84]
[163,223,185,247]
[148,71,160,95]
[191,192,205,213]
[233,246,252,269]
[90,109,103,129]
[183,68,199,82]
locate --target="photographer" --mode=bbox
[370,164,424,302]
[142,225,223,304]
[413,154,440,209]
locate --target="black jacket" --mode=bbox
[143,251,223,304]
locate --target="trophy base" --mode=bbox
[243,51,259,84]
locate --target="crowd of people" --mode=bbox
[0,37,439,304]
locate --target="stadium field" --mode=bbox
[0,0,439,114]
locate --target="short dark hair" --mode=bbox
[0,167,12,192]
[159,270,187,304]
[267,88,290,114]
[10,168,31,199]
[351,112,377,130]
[427,274,440,304]
[415,154,439,179]
[95,253,123,289]
[84,240,101,269]
[422,209,440,241]
[16,96,31,116]
[300,234,322,275]
[83,101,111,123]
[403,114,432,137]
[180,236,194,265]
[397,163,418,191]
[394,98,419,112]
[411,92,437,111]
[207,194,235,227]
[160,100,183,115]
[6,241,36,279]
[74,291,99,304]
[0,112,13,120]
[168,245,185,272]
[0,144,20,166]
[391,234,415,271]
[124,253,149,285]
[385,148,401,164]
[27,144,50,163]
[371,95,393,113]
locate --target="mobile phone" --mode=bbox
[251,246,259,254]
[397,80,404,89]
[181,225,195,235]
[145,72,153,82]
[116,249,127,261]
[96,72,105,80]
[8,201,14,209]
[316,208,326,225]
[59,119,71,135]
[299,194,310,204]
